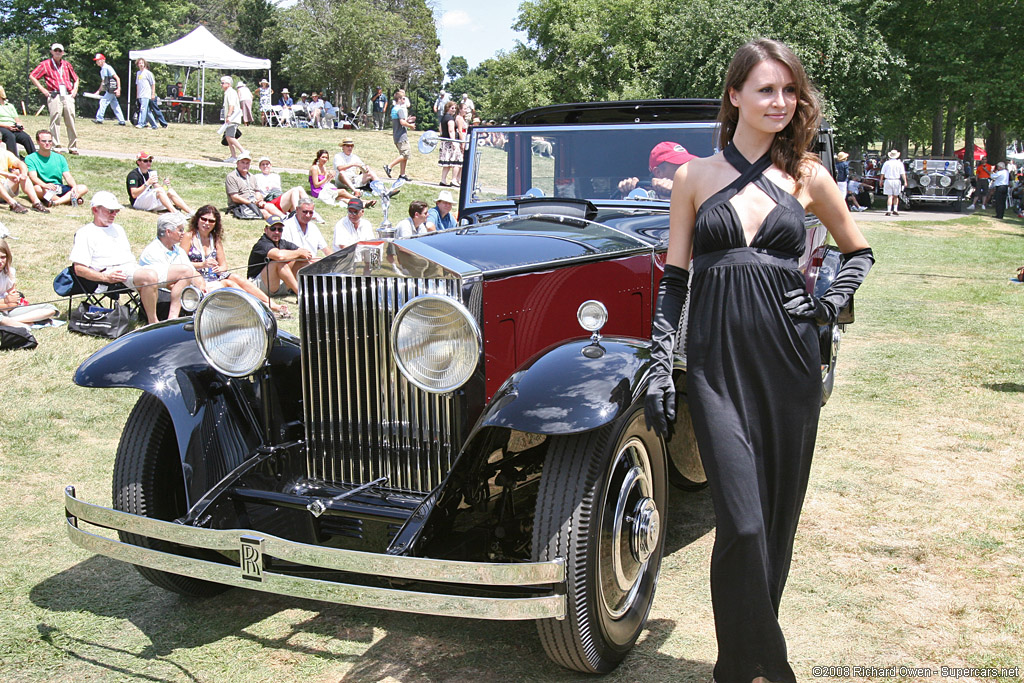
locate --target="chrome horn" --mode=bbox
[417,129,467,154]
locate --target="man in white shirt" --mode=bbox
[334,138,378,194]
[70,191,162,324]
[254,156,314,215]
[880,149,907,216]
[219,76,245,163]
[281,197,332,262]
[990,161,1010,219]
[333,198,377,249]
[138,212,202,319]
[394,200,433,238]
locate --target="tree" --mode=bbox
[446,56,468,83]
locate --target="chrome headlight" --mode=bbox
[919,174,932,187]
[194,289,276,377]
[180,285,203,313]
[391,294,480,393]
[577,300,608,333]
[938,174,952,188]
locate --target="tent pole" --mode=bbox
[127,59,133,124]
[200,64,205,125]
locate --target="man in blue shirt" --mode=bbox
[426,190,456,231]
[92,54,125,125]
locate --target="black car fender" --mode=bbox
[74,320,304,505]
[476,336,651,436]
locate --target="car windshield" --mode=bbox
[465,123,719,206]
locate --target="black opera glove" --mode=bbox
[644,264,689,437]
[783,247,875,325]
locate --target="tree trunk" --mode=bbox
[964,119,975,174]
[931,107,944,155]
[985,122,1005,165]
[943,104,958,157]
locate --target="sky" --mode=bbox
[435,0,528,73]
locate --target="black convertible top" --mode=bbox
[508,99,722,125]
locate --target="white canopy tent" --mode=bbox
[128,25,271,124]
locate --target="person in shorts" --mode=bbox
[383,89,415,181]
[25,129,88,206]
[246,216,311,297]
[1,148,47,213]
[70,191,163,324]
[254,156,313,215]
[126,151,193,214]
[880,149,907,216]
[219,76,245,162]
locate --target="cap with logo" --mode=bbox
[648,141,697,169]
[347,198,364,211]
[93,53,105,62]
[51,43,65,52]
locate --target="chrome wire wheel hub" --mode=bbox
[601,436,657,619]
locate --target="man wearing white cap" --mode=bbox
[138,212,202,320]
[880,149,907,216]
[28,43,80,154]
[219,76,245,162]
[70,191,163,324]
[91,54,125,125]
[426,190,456,231]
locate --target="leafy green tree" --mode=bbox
[446,56,469,83]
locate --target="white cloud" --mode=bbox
[440,10,473,29]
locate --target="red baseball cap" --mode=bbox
[136,151,154,161]
[93,53,105,62]
[649,142,697,170]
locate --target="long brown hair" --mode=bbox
[0,238,12,276]
[717,39,821,183]
[189,205,223,243]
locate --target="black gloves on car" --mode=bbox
[644,264,689,437]
[783,247,874,325]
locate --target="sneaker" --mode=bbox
[93,120,103,125]
[398,174,410,181]
[224,156,238,163]
[382,164,392,178]
[981,204,986,210]
[893,210,899,216]
[135,125,146,129]
[118,121,126,126]
[885,211,891,216]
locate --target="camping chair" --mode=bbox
[54,266,142,321]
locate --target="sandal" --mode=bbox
[364,199,377,210]
[9,203,28,214]
[32,202,50,213]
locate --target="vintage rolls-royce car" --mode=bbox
[903,157,969,211]
[64,99,847,673]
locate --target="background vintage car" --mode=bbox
[64,99,846,674]
[902,157,969,211]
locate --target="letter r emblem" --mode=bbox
[240,535,264,582]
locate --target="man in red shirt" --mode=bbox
[28,43,79,155]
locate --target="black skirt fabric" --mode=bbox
[686,145,822,683]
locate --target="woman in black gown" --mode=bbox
[645,39,874,682]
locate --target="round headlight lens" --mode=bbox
[180,285,203,313]
[919,174,932,187]
[577,299,608,333]
[938,174,952,188]
[194,289,276,377]
[392,294,480,393]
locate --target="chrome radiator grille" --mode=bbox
[300,274,462,494]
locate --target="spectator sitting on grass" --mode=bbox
[25,129,88,207]
[226,152,283,220]
[254,156,314,215]
[126,151,193,215]
[1,148,47,213]
[0,235,59,327]
[247,215,310,297]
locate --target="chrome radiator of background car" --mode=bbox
[300,274,463,494]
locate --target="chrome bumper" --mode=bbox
[64,487,566,620]
[906,194,958,203]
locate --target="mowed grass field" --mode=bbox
[0,114,1022,681]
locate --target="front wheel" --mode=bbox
[532,406,667,673]
[112,392,228,598]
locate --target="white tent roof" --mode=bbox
[129,25,270,70]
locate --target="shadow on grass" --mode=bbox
[28,491,714,679]
[984,382,1024,393]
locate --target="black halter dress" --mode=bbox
[686,144,821,683]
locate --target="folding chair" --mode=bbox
[54,266,142,322]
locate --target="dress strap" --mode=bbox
[723,144,798,208]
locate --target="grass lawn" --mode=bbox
[0,114,1022,680]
